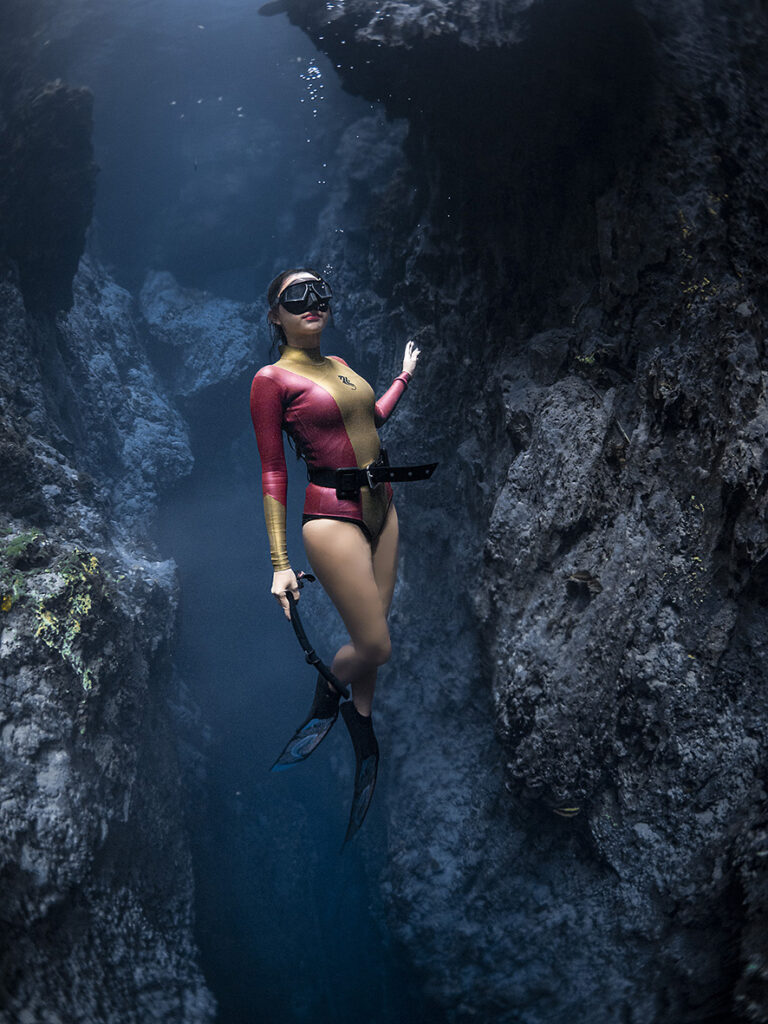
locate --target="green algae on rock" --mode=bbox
[33,549,108,694]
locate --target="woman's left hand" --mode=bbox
[403,339,420,376]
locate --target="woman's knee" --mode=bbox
[358,632,392,667]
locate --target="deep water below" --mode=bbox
[40,0,440,1017]
[153,431,440,1024]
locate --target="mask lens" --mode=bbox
[278,278,333,315]
[281,282,309,304]
[281,295,312,314]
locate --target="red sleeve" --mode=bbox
[250,370,287,504]
[374,372,412,427]
[250,370,290,571]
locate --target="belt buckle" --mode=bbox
[336,467,360,501]
[366,464,383,491]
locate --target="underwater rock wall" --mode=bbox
[2,0,767,1019]
[0,49,214,1021]
[282,1,768,1021]
[0,266,214,1023]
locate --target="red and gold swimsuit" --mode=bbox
[250,344,411,570]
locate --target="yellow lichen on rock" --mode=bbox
[33,549,105,693]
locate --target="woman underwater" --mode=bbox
[250,267,430,842]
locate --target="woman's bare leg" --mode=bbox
[372,503,399,617]
[302,505,399,715]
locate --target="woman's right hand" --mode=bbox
[272,568,300,619]
[403,339,421,376]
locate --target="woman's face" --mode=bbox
[270,271,330,344]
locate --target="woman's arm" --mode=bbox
[374,340,421,427]
[250,370,299,616]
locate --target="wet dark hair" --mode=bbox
[266,266,324,349]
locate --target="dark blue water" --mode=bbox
[154,426,430,1024]
[43,0,373,295]
[45,3,438,1020]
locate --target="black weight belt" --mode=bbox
[308,450,438,501]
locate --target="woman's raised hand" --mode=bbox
[403,339,420,376]
[272,567,300,619]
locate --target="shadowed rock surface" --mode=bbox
[271,0,768,1021]
[0,262,213,1020]
[0,18,213,1015]
[2,0,768,1022]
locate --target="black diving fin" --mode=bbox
[271,674,341,772]
[340,700,379,846]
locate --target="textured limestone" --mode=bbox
[63,257,193,532]
[3,0,766,1020]
[0,252,213,1020]
[139,270,260,400]
[278,1,768,1021]
[0,59,211,1016]
[0,532,213,1023]
[0,257,213,1020]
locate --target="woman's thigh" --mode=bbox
[372,503,399,615]
[302,517,390,657]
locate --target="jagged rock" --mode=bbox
[2,0,766,1021]
[139,270,259,401]
[0,249,211,1020]
[280,1,768,1021]
[0,535,215,1023]
[62,256,194,532]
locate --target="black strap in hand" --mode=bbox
[285,578,350,699]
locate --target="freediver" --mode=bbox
[250,268,433,842]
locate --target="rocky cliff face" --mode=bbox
[0,41,214,1018]
[276,1,768,1020]
[3,0,768,1020]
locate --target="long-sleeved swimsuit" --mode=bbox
[250,344,410,571]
